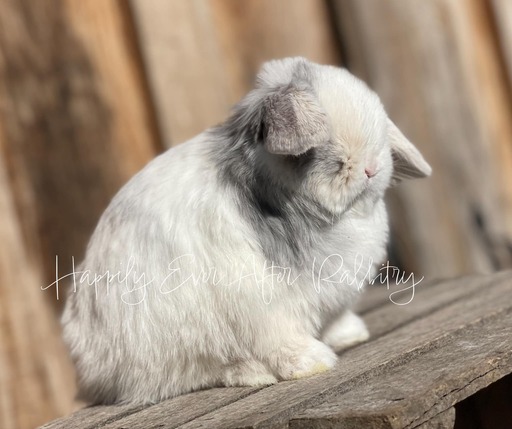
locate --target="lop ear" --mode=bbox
[262,84,330,156]
[388,119,432,183]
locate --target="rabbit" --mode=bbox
[61,57,431,405]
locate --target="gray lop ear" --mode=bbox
[388,119,432,183]
[262,85,330,156]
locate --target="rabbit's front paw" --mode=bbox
[223,360,278,388]
[276,338,337,380]
[322,310,369,353]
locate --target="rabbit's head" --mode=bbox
[230,57,431,216]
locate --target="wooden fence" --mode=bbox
[0,1,511,428]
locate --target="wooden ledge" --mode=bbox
[40,271,512,429]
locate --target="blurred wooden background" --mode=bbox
[0,0,511,428]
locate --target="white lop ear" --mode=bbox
[262,84,330,156]
[388,119,432,182]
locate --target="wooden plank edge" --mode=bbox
[289,312,512,428]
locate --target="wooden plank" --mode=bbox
[144,272,512,428]
[209,0,341,101]
[39,387,261,429]
[0,140,77,428]
[129,0,341,146]
[289,314,512,428]
[0,0,159,313]
[38,404,146,429]
[100,387,262,429]
[449,0,512,265]
[357,276,435,315]
[354,284,395,315]
[361,273,494,340]
[129,0,233,146]
[331,0,512,278]
[488,0,512,251]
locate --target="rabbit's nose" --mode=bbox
[365,167,377,178]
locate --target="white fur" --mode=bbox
[322,310,370,352]
[61,58,430,405]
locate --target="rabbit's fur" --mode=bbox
[62,57,431,405]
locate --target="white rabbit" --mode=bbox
[62,57,431,405]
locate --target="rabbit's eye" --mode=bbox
[338,161,345,172]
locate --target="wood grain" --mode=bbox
[38,404,146,429]
[362,273,492,340]
[416,408,455,429]
[100,387,262,429]
[39,387,262,429]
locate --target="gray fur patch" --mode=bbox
[208,129,336,270]
[263,84,330,156]
[208,58,339,268]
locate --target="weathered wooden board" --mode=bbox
[38,404,146,429]
[331,0,512,278]
[39,387,266,429]
[450,0,512,260]
[289,314,512,428]
[39,271,511,429]
[99,387,263,429]
[361,273,494,340]
[0,140,77,428]
[129,0,341,146]
[129,0,232,146]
